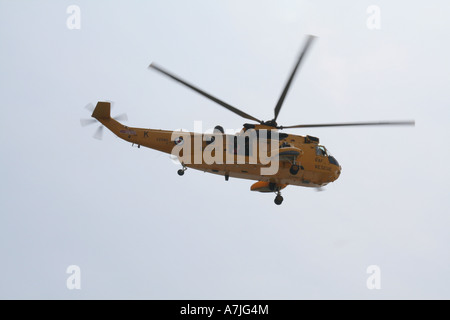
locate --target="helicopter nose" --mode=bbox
[330,163,341,181]
[335,165,342,179]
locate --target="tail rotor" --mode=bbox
[80,102,128,140]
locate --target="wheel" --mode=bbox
[290,164,300,175]
[274,195,283,205]
[177,169,185,176]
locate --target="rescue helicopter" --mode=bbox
[81,35,414,205]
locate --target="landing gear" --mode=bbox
[269,184,284,205]
[274,193,284,205]
[225,174,229,181]
[177,164,187,176]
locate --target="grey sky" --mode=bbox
[0,0,449,299]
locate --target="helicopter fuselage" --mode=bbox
[94,109,341,189]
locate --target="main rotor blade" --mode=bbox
[149,63,262,123]
[273,35,316,122]
[279,120,415,129]
[93,125,104,140]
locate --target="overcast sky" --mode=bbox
[0,0,449,299]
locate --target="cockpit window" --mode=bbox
[324,147,339,166]
[316,146,327,156]
[328,156,339,166]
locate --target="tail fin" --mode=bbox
[92,101,111,120]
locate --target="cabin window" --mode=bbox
[233,136,252,157]
[205,134,215,146]
[316,146,327,156]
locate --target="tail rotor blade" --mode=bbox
[113,113,128,122]
[85,103,95,112]
[80,118,97,127]
[93,125,104,140]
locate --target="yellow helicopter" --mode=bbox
[81,35,414,205]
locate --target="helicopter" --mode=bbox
[81,35,414,205]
